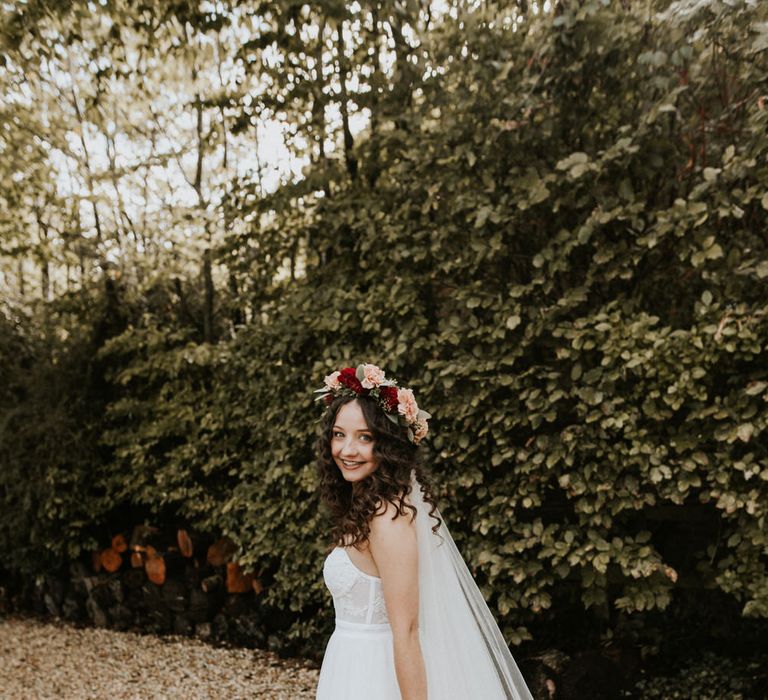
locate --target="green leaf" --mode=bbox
[556,152,589,171]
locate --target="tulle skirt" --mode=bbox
[316,619,401,699]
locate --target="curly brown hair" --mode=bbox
[315,394,442,552]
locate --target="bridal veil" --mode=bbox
[409,470,534,700]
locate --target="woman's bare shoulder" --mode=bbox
[369,495,418,567]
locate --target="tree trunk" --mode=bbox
[17,257,25,300]
[35,209,50,302]
[366,6,385,188]
[312,17,328,166]
[335,22,357,180]
[67,76,103,244]
[202,244,214,343]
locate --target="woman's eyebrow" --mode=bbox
[332,425,372,433]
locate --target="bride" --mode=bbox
[314,364,534,700]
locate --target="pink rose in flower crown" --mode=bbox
[397,387,420,423]
[323,371,341,391]
[360,363,386,389]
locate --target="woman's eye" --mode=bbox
[360,434,373,442]
[332,431,344,438]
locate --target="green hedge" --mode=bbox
[625,649,768,699]
[2,0,767,660]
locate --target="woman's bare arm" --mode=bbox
[369,500,427,700]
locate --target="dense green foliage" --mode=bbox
[2,0,767,664]
[625,649,768,699]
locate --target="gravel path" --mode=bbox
[0,613,320,699]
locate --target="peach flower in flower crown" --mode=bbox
[360,363,386,389]
[323,371,341,391]
[397,387,420,423]
[413,419,429,444]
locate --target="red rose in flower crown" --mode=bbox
[314,363,431,445]
[337,367,364,394]
[380,386,399,413]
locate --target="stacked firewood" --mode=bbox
[17,525,272,647]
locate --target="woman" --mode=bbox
[314,364,534,700]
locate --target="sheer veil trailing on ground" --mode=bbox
[410,470,534,700]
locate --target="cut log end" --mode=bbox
[207,536,237,567]
[177,529,194,558]
[145,553,166,586]
[100,547,123,573]
[226,562,255,594]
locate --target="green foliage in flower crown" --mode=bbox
[1,0,767,662]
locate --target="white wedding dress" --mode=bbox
[316,473,534,700]
[316,544,401,699]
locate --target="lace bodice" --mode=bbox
[323,546,389,625]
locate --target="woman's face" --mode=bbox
[331,400,379,483]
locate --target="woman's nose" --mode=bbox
[340,439,358,456]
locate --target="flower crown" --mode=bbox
[314,363,431,445]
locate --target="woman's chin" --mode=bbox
[342,470,367,481]
[337,464,376,481]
